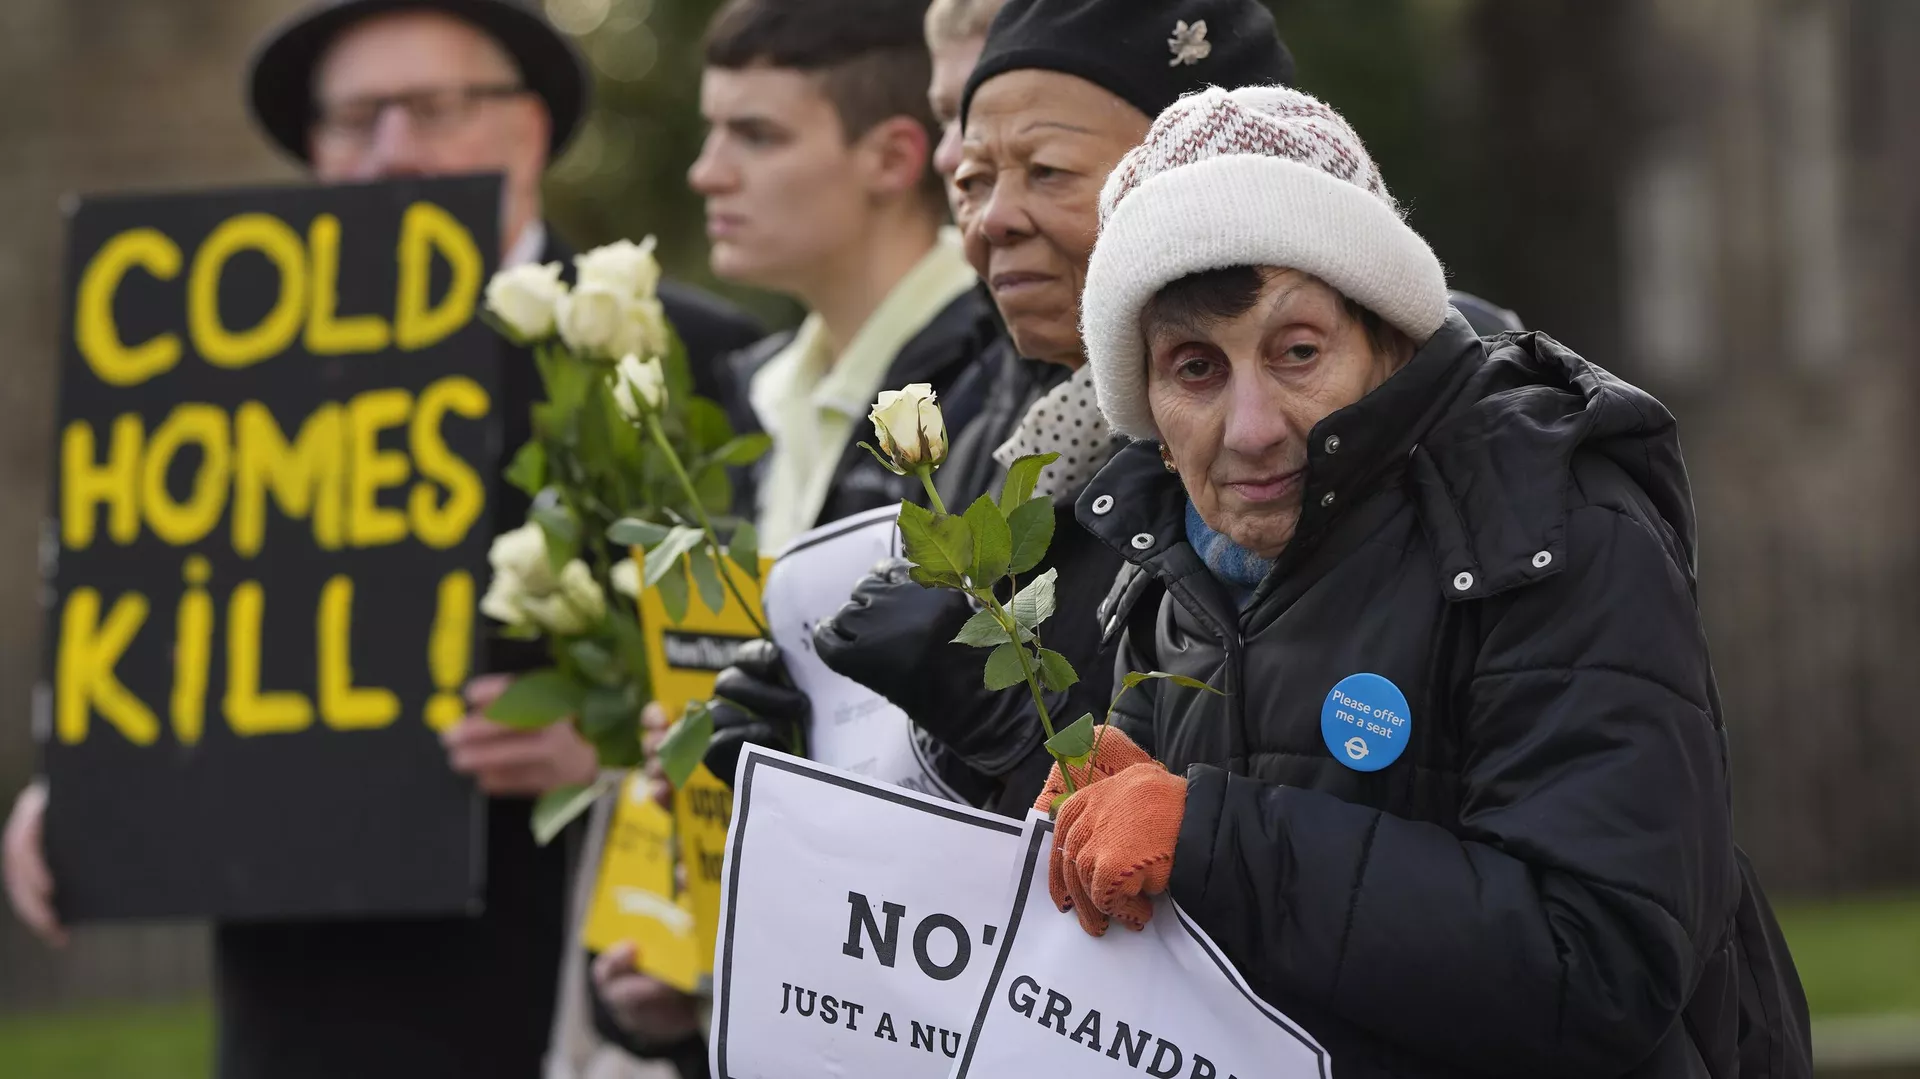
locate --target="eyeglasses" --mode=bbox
[312,83,529,145]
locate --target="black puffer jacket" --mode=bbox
[1078,313,1810,1079]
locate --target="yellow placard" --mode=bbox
[582,552,770,991]
[580,774,704,992]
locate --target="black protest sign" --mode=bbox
[41,176,504,921]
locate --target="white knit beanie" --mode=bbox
[1082,84,1450,440]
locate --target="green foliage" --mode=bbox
[689,547,727,613]
[505,441,547,497]
[726,520,761,581]
[897,502,971,588]
[984,643,1030,691]
[999,452,1060,513]
[532,776,615,846]
[607,517,670,547]
[659,700,716,788]
[1045,713,1097,767]
[1006,498,1055,576]
[963,494,1012,584]
[486,669,586,728]
[1037,648,1079,693]
[953,608,1015,648]
[1011,569,1058,633]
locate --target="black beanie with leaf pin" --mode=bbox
[961,0,1295,127]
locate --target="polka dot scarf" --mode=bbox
[992,362,1130,503]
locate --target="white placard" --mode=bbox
[711,746,1028,1079]
[951,816,1331,1079]
[762,505,959,799]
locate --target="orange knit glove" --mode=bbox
[1031,725,1154,815]
[1049,762,1186,937]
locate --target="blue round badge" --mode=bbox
[1320,674,1412,773]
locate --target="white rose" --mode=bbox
[610,557,641,599]
[575,237,661,301]
[556,282,628,359]
[488,522,557,596]
[868,383,948,473]
[479,572,526,627]
[612,353,668,420]
[513,559,606,636]
[484,262,567,342]
[616,296,671,360]
[560,558,607,622]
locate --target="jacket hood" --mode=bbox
[1414,319,1697,600]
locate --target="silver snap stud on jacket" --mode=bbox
[1532,550,1553,569]
[1320,491,1336,508]
[1091,494,1114,515]
[1324,434,1341,454]
[1130,533,1155,550]
[1452,571,1474,591]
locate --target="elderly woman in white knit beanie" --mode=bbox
[1038,85,1809,1079]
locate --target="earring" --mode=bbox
[1159,443,1177,473]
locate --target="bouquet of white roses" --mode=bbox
[480,238,769,840]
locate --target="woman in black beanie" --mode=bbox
[794,0,1298,812]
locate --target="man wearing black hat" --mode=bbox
[3,4,759,1078]
[243,5,757,1077]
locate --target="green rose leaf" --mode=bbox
[690,548,727,614]
[712,433,774,467]
[641,526,706,592]
[726,520,761,582]
[898,501,973,582]
[984,643,1029,691]
[654,556,691,623]
[485,668,586,728]
[659,700,716,788]
[1006,498,1055,576]
[578,685,632,737]
[963,494,1012,584]
[685,397,735,453]
[607,517,671,548]
[999,452,1062,514]
[1119,670,1223,695]
[531,503,579,574]
[531,775,614,847]
[907,564,966,590]
[1011,568,1059,632]
[504,441,547,497]
[856,440,906,477]
[1037,648,1079,693]
[952,608,1015,648]
[1044,713,1097,763]
[567,641,623,687]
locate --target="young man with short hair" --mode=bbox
[689,0,997,552]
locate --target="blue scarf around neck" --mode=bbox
[1184,502,1275,610]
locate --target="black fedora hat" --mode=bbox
[247,0,590,164]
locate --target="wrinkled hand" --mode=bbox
[3,781,65,947]
[592,942,703,1045]
[1050,762,1187,937]
[702,639,808,785]
[443,674,598,797]
[1031,725,1155,815]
